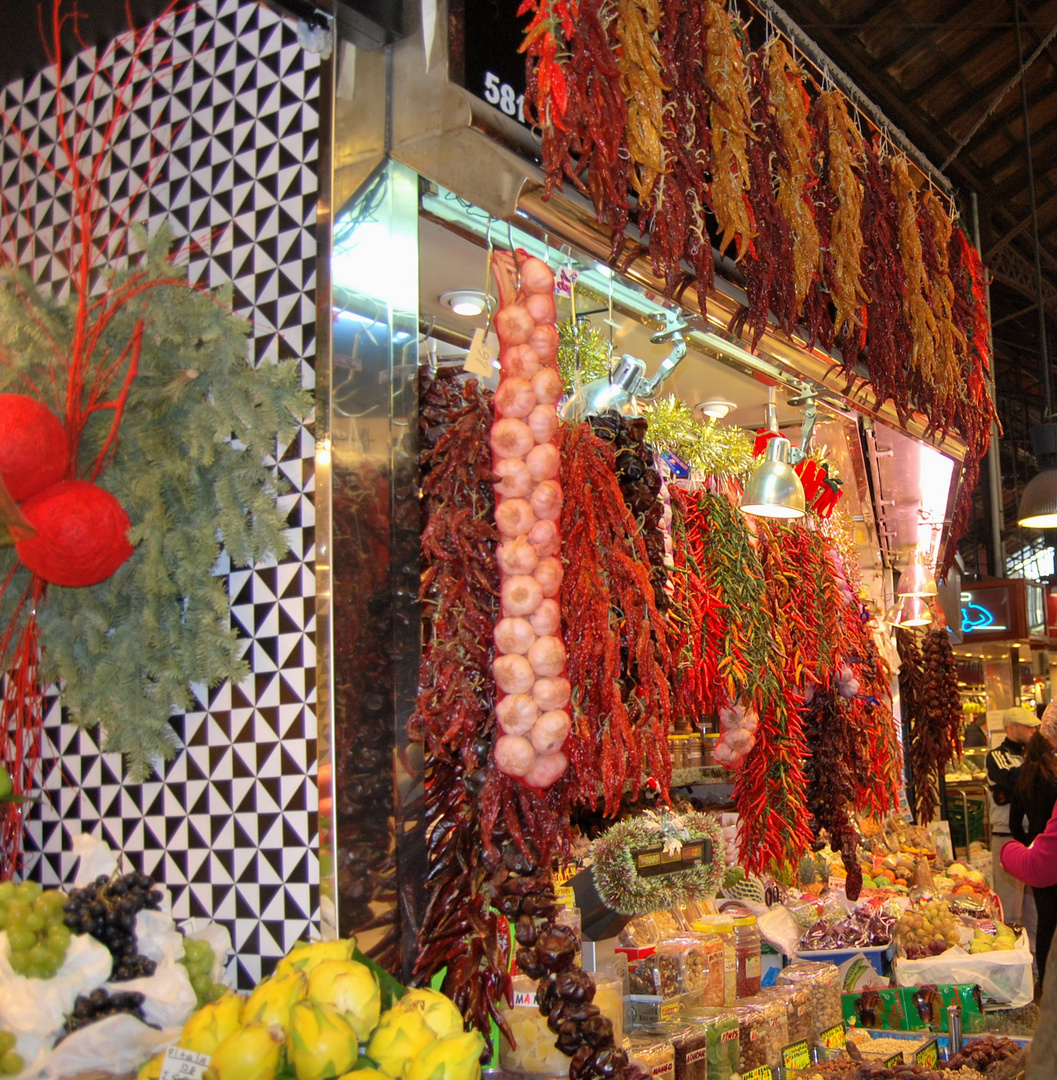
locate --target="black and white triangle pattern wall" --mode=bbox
[1,0,321,989]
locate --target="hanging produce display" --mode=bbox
[897,627,963,825]
[557,421,673,814]
[490,250,571,789]
[518,0,997,562]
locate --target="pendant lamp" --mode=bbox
[895,595,933,627]
[897,549,938,597]
[741,386,806,519]
[741,435,806,518]
[1013,3,1057,528]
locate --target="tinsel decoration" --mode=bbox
[590,809,725,914]
[642,396,754,480]
[557,318,612,394]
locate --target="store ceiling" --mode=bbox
[776,0,1057,569]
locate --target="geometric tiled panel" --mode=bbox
[3,0,320,989]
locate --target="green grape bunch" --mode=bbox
[0,880,71,979]
[0,1030,22,1075]
[179,937,226,1006]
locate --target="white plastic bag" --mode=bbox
[43,1014,179,1079]
[892,930,1034,1008]
[185,922,232,984]
[757,905,803,958]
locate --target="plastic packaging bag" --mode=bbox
[43,1014,179,1079]
[892,931,1034,1008]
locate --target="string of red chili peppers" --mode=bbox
[557,421,673,817]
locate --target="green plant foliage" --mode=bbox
[0,226,310,778]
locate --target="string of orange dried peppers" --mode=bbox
[557,421,673,816]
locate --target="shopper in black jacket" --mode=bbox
[1011,730,1057,980]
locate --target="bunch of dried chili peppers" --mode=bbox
[897,627,962,826]
[557,421,673,816]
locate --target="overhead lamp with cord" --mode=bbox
[1013,3,1057,528]
[741,386,806,519]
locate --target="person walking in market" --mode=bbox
[986,706,1040,943]
[963,711,989,748]
[1009,727,1057,981]
[1001,788,1057,1077]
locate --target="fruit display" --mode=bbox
[143,937,484,1080]
[63,872,163,981]
[894,898,961,959]
[945,1035,1023,1071]
[798,904,894,951]
[968,922,1018,955]
[0,1031,22,1077]
[0,881,71,978]
[63,988,149,1035]
[180,937,227,1006]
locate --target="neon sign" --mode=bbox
[960,591,1008,634]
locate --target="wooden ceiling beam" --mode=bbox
[987,186,1057,256]
[908,0,1051,98]
[939,66,1057,141]
[990,118,1057,191]
[871,0,983,70]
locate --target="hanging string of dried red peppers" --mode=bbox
[557,421,673,816]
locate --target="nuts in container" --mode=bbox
[776,960,842,1041]
[760,982,813,1048]
[846,1031,929,1063]
[627,948,683,999]
[732,998,786,1074]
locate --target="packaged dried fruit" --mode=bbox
[682,1008,740,1080]
[627,1031,676,1080]
[619,915,661,948]
[627,947,684,999]
[735,996,787,1072]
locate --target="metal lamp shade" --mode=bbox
[1018,468,1057,528]
[741,436,806,519]
[898,550,938,597]
[896,595,932,627]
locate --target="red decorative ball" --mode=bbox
[0,393,70,502]
[16,480,134,587]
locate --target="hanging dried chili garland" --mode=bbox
[897,627,962,826]
[730,46,796,346]
[557,422,672,816]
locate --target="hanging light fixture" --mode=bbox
[741,387,806,519]
[1013,4,1057,527]
[895,595,933,627]
[897,549,938,597]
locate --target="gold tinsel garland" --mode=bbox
[557,318,613,393]
[642,395,754,480]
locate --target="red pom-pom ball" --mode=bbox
[0,393,70,502]
[16,480,134,587]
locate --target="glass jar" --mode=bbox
[691,917,736,1006]
[702,734,719,767]
[686,734,703,769]
[732,915,761,998]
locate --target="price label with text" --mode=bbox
[742,1067,772,1080]
[819,1023,846,1050]
[159,1047,210,1079]
[915,1039,939,1068]
[883,1051,904,1068]
[782,1039,811,1070]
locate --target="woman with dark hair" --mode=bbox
[1010,730,1057,980]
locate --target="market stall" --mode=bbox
[0,0,1043,1075]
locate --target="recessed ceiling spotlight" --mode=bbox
[695,399,737,420]
[440,290,492,317]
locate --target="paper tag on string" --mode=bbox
[464,328,497,379]
[159,1047,210,1079]
[554,266,580,297]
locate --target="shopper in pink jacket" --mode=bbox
[1001,797,1057,1078]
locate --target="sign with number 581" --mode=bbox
[483,71,527,124]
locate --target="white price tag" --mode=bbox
[159,1047,210,1079]
[463,328,497,379]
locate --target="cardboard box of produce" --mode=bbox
[842,984,983,1032]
